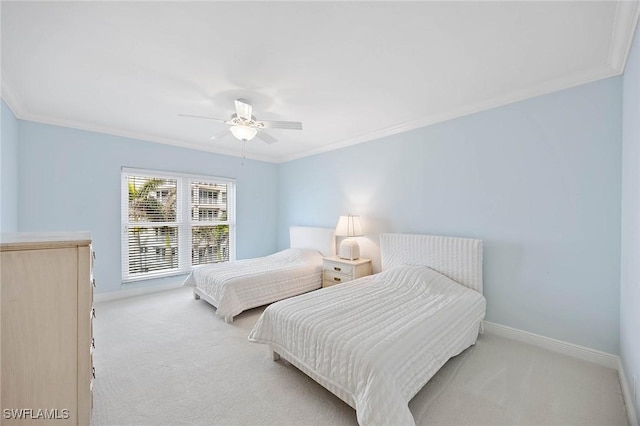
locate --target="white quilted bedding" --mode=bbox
[183,248,323,322]
[248,265,486,426]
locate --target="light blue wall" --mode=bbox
[278,77,622,354]
[17,121,279,294]
[1,100,19,232]
[10,71,626,356]
[621,23,640,417]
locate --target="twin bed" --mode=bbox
[184,226,335,322]
[187,229,486,425]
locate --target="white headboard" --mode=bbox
[380,233,483,293]
[290,226,336,257]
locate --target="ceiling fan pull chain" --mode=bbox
[242,140,246,166]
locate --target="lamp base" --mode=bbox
[339,238,360,260]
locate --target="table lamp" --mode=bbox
[335,214,364,260]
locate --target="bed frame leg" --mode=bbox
[272,351,281,361]
[193,291,200,300]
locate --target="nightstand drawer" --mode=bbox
[323,279,341,288]
[323,260,354,276]
[324,270,352,285]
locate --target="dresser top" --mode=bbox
[0,231,92,251]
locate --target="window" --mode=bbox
[121,168,235,282]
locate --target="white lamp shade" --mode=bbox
[229,125,258,141]
[335,215,363,260]
[335,215,363,237]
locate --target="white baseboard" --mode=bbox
[483,321,619,369]
[94,281,184,303]
[484,321,637,426]
[618,359,639,426]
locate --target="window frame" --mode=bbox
[121,167,236,283]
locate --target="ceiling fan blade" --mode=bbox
[235,99,252,120]
[178,113,226,123]
[255,130,277,144]
[257,120,303,130]
[209,129,231,141]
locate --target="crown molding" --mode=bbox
[6,60,621,166]
[1,67,279,163]
[13,110,280,163]
[1,72,26,118]
[278,64,617,163]
[608,0,640,73]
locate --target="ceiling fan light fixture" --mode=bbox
[180,99,302,145]
[229,125,257,141]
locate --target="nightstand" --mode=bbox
[322,256,372,288]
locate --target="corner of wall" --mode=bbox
[1,99,19,232]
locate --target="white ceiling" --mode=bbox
[2,1,639,163]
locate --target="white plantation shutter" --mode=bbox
[189,181,232,265]
[122,168,235,282]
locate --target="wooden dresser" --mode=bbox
[1,232,94,425]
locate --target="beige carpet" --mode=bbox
[92,287,628,426]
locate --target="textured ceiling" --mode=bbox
[2,1,639,163]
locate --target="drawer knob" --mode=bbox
[333,277,341,282]
[333,266,341,272]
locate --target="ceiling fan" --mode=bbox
[179,99,303,144]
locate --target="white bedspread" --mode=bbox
[183,248,323,322]
[248,265,486,426]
